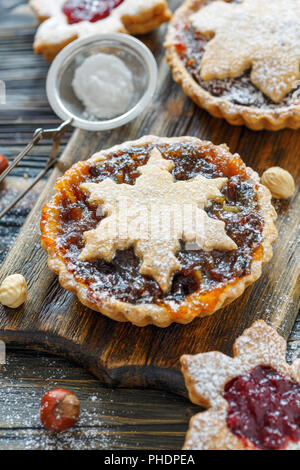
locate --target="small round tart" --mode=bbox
[41,136,277,327]
[181,321,300,450]
[165,0,300,131]
[29,0,171,61]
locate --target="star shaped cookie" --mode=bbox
[79,147,237,293]
[191,0,300,102]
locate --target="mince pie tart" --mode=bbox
[40,136,277,327]
[181,321,300,450]
[29,0,171,61]
[165,0,300,131]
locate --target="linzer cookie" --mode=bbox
[181,321,300,450]
[165,0,300,130]
[30,0,171,61]
[40,136,277,327]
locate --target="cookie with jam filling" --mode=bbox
[30,0,171,61]
[181,321,300,450]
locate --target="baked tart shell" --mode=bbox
[41,136,277,327]
[165,0,300,131]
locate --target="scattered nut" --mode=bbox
[261,166,295,199]
[0,274,27,308]
[40,389,80,431]
[0,154,9,175]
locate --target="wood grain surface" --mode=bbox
[0,0,300,397]
[0,0,299,450]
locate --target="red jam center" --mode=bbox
[63,0,124,24]
[224,365,300,450]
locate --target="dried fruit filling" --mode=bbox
[51,142,264,306]
[63,0,124,24]
[173,5,300,109]
[224,365,300,450]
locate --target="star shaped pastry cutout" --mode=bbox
[29,0,171,61]
[181,321,300,450]
[191,0,300,102]
[79,147,237,293]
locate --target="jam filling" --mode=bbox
[173,2,300,109]
[224,365,300,450]
[63,0,124,24]
[51,142,264,306]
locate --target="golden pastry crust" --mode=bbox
[181,320,300,450]
[165,0,300,131]
[30,0,171,61]
[40,136,277,327]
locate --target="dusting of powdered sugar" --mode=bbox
[32,0,170,47]
[188,0,300,105]
[0,354,124,450]
[182,321,300,450]
[72,53,134,120]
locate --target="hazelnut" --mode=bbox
[261,167,295,199]
[40,389,80,431]
[0,274,27,308]
[0,154,8,175]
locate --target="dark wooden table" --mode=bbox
[0,0,299,450]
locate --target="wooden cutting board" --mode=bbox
[0,0,299,397]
